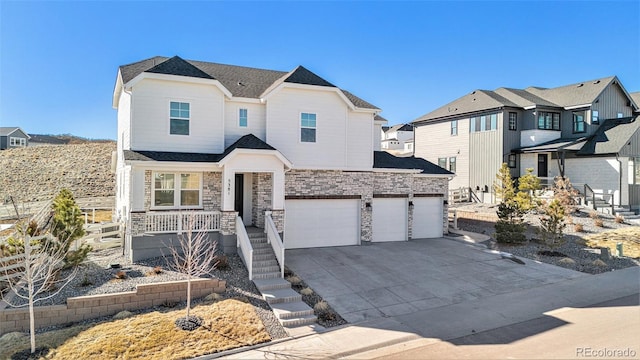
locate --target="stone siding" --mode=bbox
[252,173,272,228]
[220,211,237,235]
[144,170,151,210]
[268,209,285,233]
[373,172,412,194]
[203,172,222,211]
[0,278,225,335]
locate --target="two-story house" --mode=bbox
[113,56,453,262]
[413,76,640,211]
[381,124,414,153]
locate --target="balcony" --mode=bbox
[520,130,561,147]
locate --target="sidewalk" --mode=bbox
[218,266,639,359]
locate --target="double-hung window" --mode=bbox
[592,110,599,124]
[451,120,458,136]
[573,112,585,133]
[508,112,517,131]
[300,113,317,143]
[449,157,456,173]
[9,137,26,146]
[508,154,517,168]
[239,108,248,127]
[170,102,190,135]
[153,172,202,208]
[537,112,560,130]
[438,158,447,169]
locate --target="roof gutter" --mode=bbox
[565,103,591,110]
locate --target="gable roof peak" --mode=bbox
[145,56,215,80]
[284,65,335,87]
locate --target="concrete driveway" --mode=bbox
[285,238,586,324]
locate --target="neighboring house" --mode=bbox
[413,76,640,211]
[0,127,30,150]
[28,134,68,147]
[381,123,414,151]
[114,56,452,262]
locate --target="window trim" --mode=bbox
[508,112,517,131]
[9,137,26,146]
[537,111,561,131]
[238,108,248,127]
[451,120,458,136]
[300,112,317,143]
[438,157,447,169]
[151,172,203,210]
[592,110,599,124]
[169,101,190,136]
[470,113,498,132]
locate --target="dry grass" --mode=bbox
[1,299,270,359]
[86,209,113,223]
[585,227,640,258]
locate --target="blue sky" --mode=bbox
[1,1,638,140]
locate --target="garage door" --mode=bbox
[372,198,407,242]
[284,199,360,249]
[412,197,443,239]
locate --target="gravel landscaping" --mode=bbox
[3,247,288,340]
[452,203,640,274]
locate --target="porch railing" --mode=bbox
[144,211,220,234]
[265,211,284,278]
[236,216,253,280]
[584,184,614,214]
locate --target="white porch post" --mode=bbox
[272,168,285,210]
[222,167,235,211]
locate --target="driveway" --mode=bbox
[285,238,586,324]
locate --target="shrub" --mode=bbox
[153,266,163,274]
[515,168,541,213]
[300,287,314,296]
[48,189,90,268]
[64,245,92,269]
[286,275,302,286]
[204,292,223,302]
[80,274,93,287]
[615,215,625,224]
[214,255,229,270]
[552,177,580,215]
[493,164,527,243]
[574,223,584,232]
[313,300,329,312]
[558,257,576,265]
[538,199,567,250]
[594,218,604,227]
[114,270,127,279]
[589,211,600,219]
[566,216,574,225]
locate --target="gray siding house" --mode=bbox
[413,76,640,211]
[0,127,30,150]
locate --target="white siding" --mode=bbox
[266,88,352,169]
[415,118,469,189]
[565,157,621,205]
[117,90,132,152]
[224,101,266,147]
[347,112,374,168]
[131,167,145,211]
[520,154,537,176]
[373,123,382,151]
[130,78,225,153]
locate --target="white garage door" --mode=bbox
[284,199,360,249]
[372,198,407,242]
[412,197,443,239]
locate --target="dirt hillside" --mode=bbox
[0,143,116,203]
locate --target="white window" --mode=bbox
[170,101,190,135]
[9,137,26,146]
[239,108,248,127]
[438,158,447,168]
[451,120,458,136]
[301,113,316,143]
[592,110,599,124]
[617,112,624,118]
[449,157,456,173]
[153,172,202,208]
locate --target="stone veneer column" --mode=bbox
[202,172,222,211]
[268,209,285,233]
[144,170,151,211]
[252,173,272,228]
[220,211,237,236]
[129,212,146,237]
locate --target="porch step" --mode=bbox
[271,301,315,319]
[280,314,318,328]
[254,253,276,261]
[253,259,279,268]
[254,265,281,273]
[250,237,268,244]
[262,288,302,304]
[253,278,291,292]
[251,242,271,249]
[253,272,282,280]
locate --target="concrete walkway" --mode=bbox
[221,266,639,359]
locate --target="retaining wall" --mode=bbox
[0,278,225,335]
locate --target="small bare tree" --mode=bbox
[1,231,77,354]
[165,213,218,329]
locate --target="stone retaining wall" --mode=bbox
[0,278,225,335]
[454,209,499,222]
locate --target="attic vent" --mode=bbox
[593,80,600,84]
[471,91,476,94]
[577,83,584,87]
[237,81,245,86]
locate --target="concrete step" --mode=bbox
[271,301,315,320]
[251,242,271,249]
[253,272,282,280]
[253,278,291,292]
[616,211,637,217]
[250,237,268,244]
[622,214,640,220]
[262,288,302,304]
[253,259,279,268]
[248,232,266,239]
[280,314,318,328]
[254,265,281,273]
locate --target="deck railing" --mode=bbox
[235,216,253,280]
[144,211,220,234]
[265,211,284,278]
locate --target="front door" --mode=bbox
[234,174,244,220]
[538,154,548,178]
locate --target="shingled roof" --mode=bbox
[577,116,640,155]
[373,151,453,175]
[123,134,276,163]
[413,76,633,124]
[118,56,378,109]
